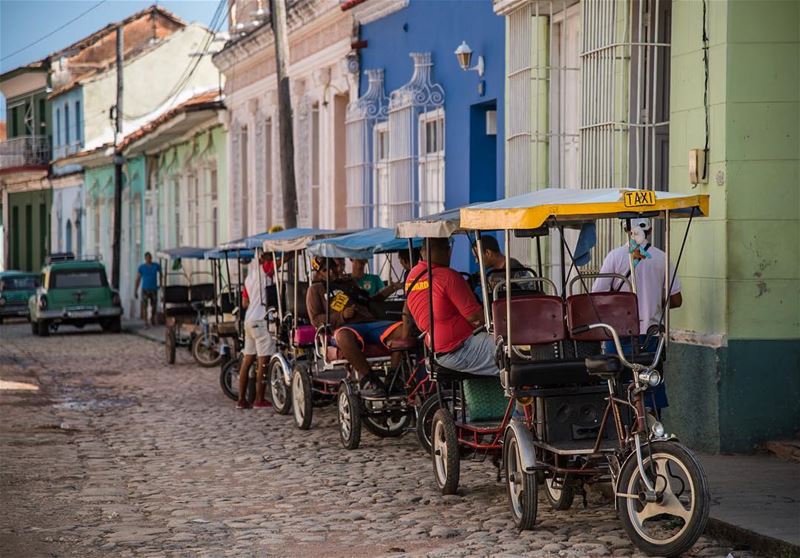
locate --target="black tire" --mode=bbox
[269,358,292,415]
[617,441,710,558]
[363,411,412,438]
[337,383,362,450]
[31,320,39,335]
[503,428,538,530]
[431,408,460,495]
[291,365,313,430]
[219,357,240,401]
[165,328,176,364]
[38,320,50,337]
[544,475,575,511]
[416,394,455,454]
[191,333,223,367]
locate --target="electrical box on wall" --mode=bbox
[486,110,497,136]
[689,148,708,184]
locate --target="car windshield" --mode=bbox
[1,276,39,290]
[51,270,107,288]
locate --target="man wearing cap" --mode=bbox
[592,218,682,410]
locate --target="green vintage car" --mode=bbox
[0,271,40,323]
[28,254,123,336]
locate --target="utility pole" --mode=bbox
[111,25,124,289]
[269,0,298,228]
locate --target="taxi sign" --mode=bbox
[623,190,656,208]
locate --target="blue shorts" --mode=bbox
[335,320,397,348]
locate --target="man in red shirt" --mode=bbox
[402,238,499,376]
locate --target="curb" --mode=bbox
[706,518,800,558]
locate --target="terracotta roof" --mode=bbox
[49,5,185,61]
[120,90,223,150]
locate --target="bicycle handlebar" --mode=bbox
[571,322,666,373]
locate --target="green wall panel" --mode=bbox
[725,160,799,221]
[728,279,800,339]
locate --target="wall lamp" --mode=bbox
[455,41,484,78]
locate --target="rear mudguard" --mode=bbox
[505,419,538,473]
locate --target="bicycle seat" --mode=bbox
[584,355,623,379]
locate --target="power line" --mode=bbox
[1,0,108,62]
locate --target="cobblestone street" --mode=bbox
[0,323,759,558]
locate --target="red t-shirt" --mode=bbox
[405,261,482,353]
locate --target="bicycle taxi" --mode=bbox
[304,227,430,449]
[204,243,255,401]
[396,207,521,467]
[156,246,216,365]
[455,188,710,557]
[256,228,342,423]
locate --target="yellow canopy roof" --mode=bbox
[460,188,709,230]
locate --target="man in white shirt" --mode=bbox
[237,253,277,409]
[592,218,682,411]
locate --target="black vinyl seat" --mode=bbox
[508,358,595,388]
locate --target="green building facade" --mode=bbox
[663,0,799,453]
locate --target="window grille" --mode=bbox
[346,69,389,229]
[503,0,671,272]
[254,115,267,231]
[240,125,249,236]
[311,102,321,228]
[418,108,445,217]
[210,167,219,246]
[387,52,444,223]
[373,122,390,227]
[294,97,312,228]
[230,121,242,237]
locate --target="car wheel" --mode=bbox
[31,320,39,335]
[38,320,50,337]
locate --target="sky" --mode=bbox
[0,0,222,119]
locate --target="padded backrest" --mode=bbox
[493,294,566,345]
[219,291,236,313]
[163,285,189,304]
[190,283,215,302]
[566,291,639,341]
[285,281,309,320]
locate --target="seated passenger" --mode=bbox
[349,258,401,299]
[471,235,538,299]
[305,257,403,395]
[403,238,499,377]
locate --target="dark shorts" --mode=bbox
[142,289,157,305]
[335,320,399,349]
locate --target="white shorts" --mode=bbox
[243,319,276,357]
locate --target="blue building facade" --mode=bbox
[346,0,504,270]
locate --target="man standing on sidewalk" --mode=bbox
[237,253,277,409]
[134,252,161,328]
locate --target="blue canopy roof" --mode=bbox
[156,246,213,260]
[307,227,421,259]
[203,247,255,260]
